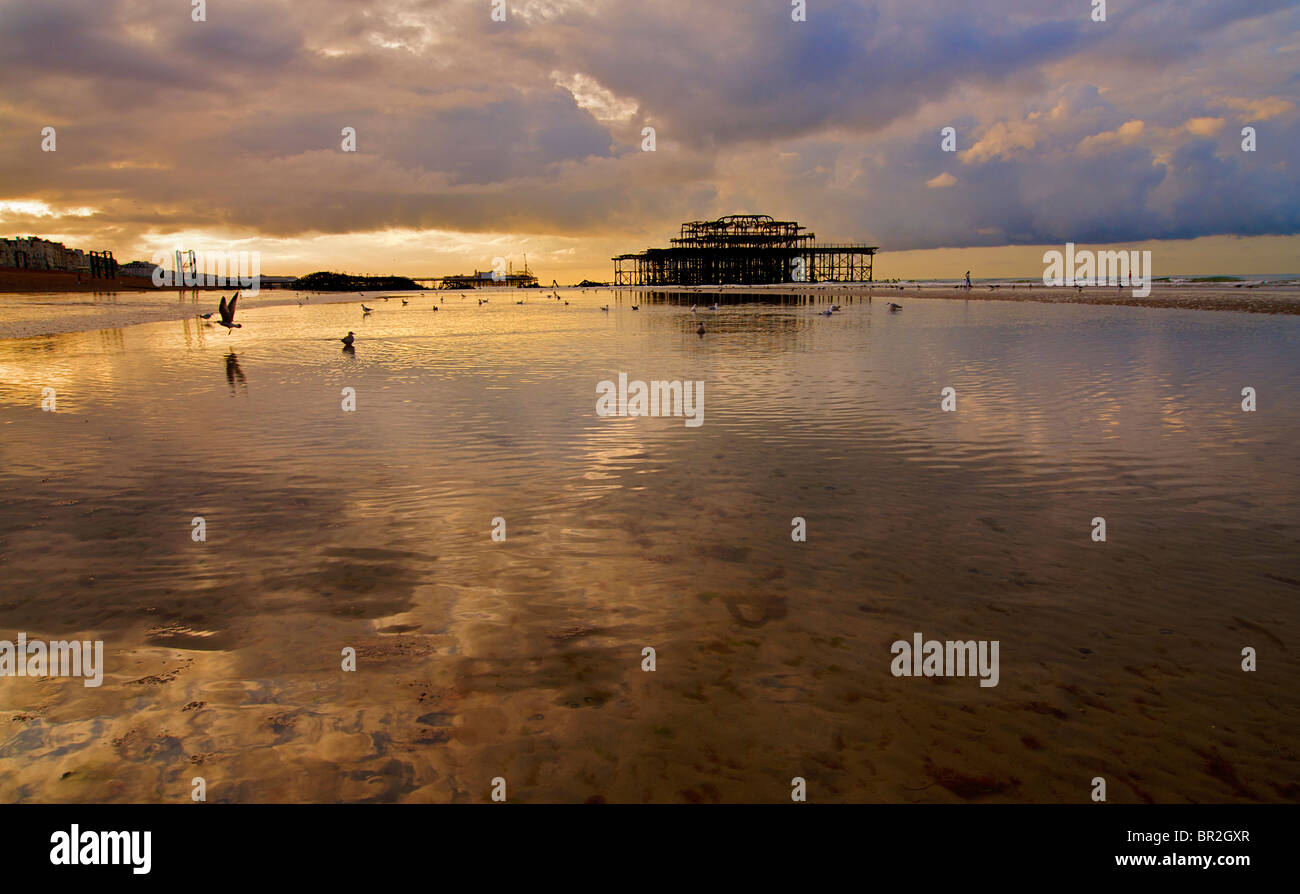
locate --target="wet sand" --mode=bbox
[0,290,412,340]
[633,281,1300,315]
[1,291,1296,803]
[884,283,1300,315]
[0,268,173,293]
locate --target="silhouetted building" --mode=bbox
[613,214,877,285]
[0,237,117,278]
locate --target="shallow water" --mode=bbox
[0,289,1297,803]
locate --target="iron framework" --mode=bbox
[613,215,876,286]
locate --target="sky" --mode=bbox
[1,0,1297,282]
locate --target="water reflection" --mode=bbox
[0,292,1296,803]
[225,353,247,395]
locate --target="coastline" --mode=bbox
[5,279,1300,341]
[623,281,1300,315]
[881,283,1300,315]
[0,289,402,340]
[0,268,194,293]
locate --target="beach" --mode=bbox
[633,281,1300,315]
[0,269,166,293]
[1,289,1296,803]
[881,282,1300,315]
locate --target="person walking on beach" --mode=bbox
[965,270,971,288]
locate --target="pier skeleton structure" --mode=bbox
[613,215,877,286]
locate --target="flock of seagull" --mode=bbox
[198,289,903,349]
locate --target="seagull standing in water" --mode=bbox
[888,302,902,312]
[215,293,242,332]
[361,304,373,313]
[340,331,355,347]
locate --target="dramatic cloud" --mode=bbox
[0,0,1296,276]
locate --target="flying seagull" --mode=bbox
[216,293,242,331]
[340,331,355,347]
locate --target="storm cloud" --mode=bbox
[0,0,1296,273]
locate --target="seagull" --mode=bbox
[198,312,214,319]
[710,303,719,311]
[600,305,609,311]
[361,304,373,313]
[690,304,697,313]
[215,293,242,331]
[516,300,524,305]
[564,301,569,306]
[888,302,902,312]
[631,305,639,310]
[431,306,438,311]
[340,331,355,347]
[401,298,408,306]
[696,323,706,335]
[830,304,841,311]
[819,308,833,316]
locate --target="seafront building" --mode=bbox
[118,260,159,279]
[0,236,117,278]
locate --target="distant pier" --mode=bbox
[613,214,877,286]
